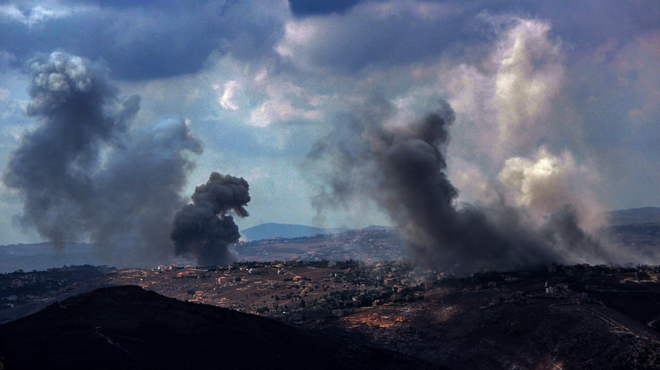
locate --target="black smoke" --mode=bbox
[307,99,611,274]
[171,172,250,267]
[3,52,202,263]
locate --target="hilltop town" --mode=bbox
[234,226,407,261]
[4,258,660,322]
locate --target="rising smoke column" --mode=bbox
[3,52,202,263]
[308,99,611,274]
[92,117,203,261]
[171,172,250,266]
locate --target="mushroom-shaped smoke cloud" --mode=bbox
[171,172,250,267]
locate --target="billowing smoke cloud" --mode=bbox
[307,98,615,274]
[3,51,202,263]
[498,148,605,233]
[491,18,564,157]
[171,172,250,267]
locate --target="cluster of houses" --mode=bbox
[235,227,407,262]
[0,265,113,312]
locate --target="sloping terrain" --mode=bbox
[0,241,194,273]
[2,208,660,369]
[607,207,660,256]
[609,207,660,225]
[313,281,660,370]
[5,261,660,369]
[236,226,405,261]
[241,222,349,241]
[0,285,439,370]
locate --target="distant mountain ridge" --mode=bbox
[608,207,660,225]
[2,208,658,273]
[241,222,350,241]
[0,240,194,274]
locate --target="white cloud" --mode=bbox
[436,17,567,166]
[0,5,71,27]
[249,98,321,127]
[219,80,240,111]
[275,0,463,74]
[493,18,565,154]
[275,19,322,72]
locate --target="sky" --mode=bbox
[0,0,659,255]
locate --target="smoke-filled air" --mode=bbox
[2,51,249,267]
[307,98,623,274]
[171,172,250,267]
[296,11,660,275]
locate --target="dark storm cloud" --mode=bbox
[3,52,202,263]
[72,0,195,9]
[171,172,250,267]
[288,0,361,17]
[278,5,479,74]
[0,0,284,80]
[307,99,611,274]
[4,1,658,80]
[524,1,660,49]
[278,0,660,75]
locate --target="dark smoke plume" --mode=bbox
[171,172,250,266]
[307,99,611,274]
[3,52,202,263]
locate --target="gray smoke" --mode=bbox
[171,172,250,267]
[3,52,202,263]
[308,99,612,274]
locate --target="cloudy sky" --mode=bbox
[0,0,659,248]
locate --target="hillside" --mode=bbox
[0,285,438,370]
[3,262,660,369]
[608,207,660,250]
[241,222,349,241]
[609,207,660,225]
[0,241,194,274]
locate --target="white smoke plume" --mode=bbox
[307,98,616,274]
[306,17,651,273]
[492,18,565,157]
[498,148,606,232]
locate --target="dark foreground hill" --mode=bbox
[0,285,439,370]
